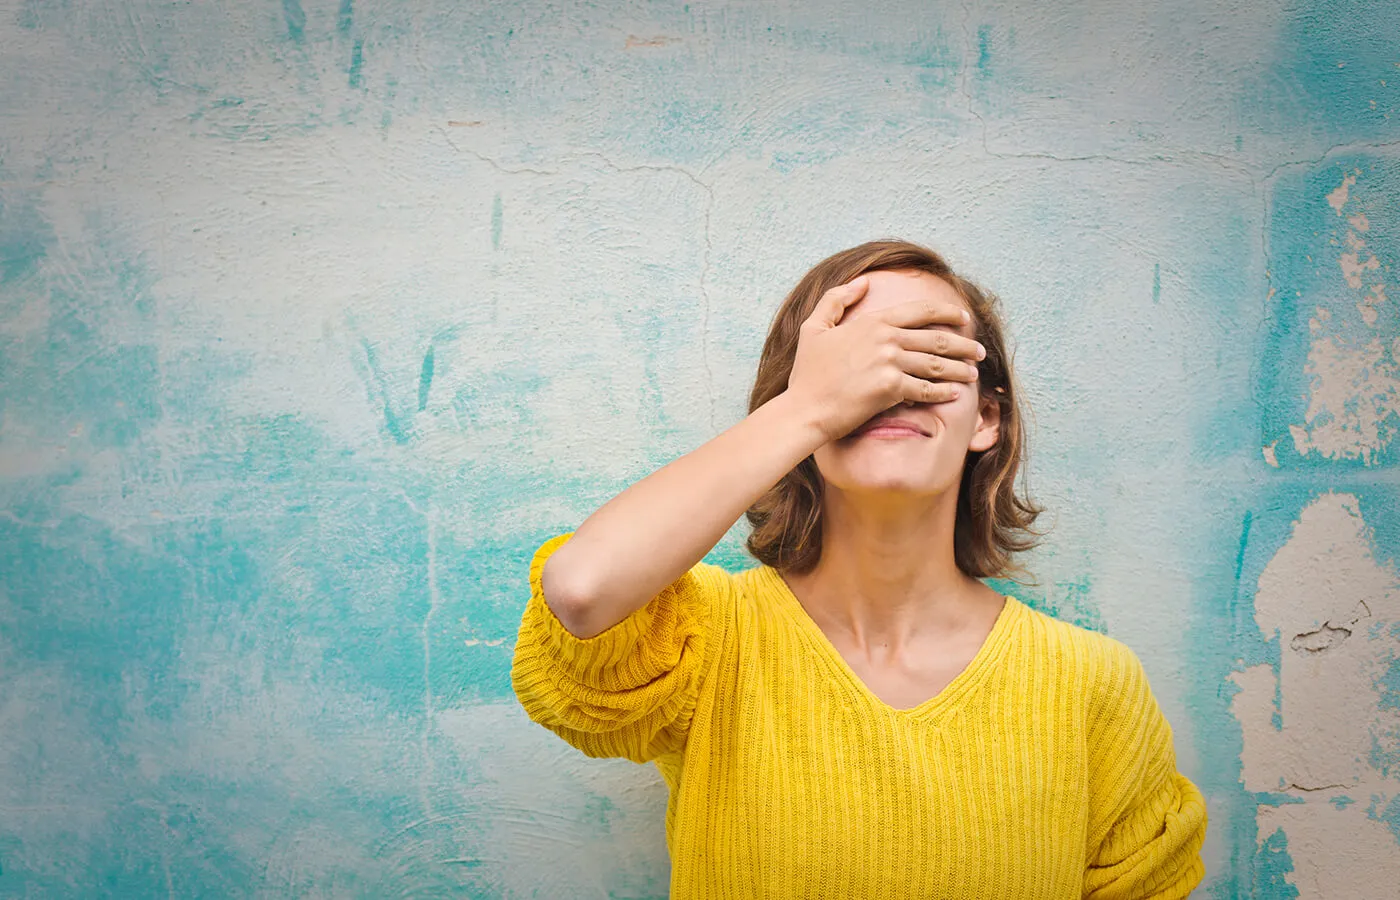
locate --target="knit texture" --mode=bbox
[512,533,1208,899]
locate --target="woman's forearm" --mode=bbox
[541,390,825,638]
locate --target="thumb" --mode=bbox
[809,274,870,329]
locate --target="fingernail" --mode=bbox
[961,310,971,324]
[977,343,987,359]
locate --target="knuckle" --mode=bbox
[928,357,944,376]
[933,333,949,353]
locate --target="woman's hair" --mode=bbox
[744,238,1044,580]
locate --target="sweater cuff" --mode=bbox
[526,532,705,680]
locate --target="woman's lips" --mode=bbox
[859,425,927,438]
[855,417,930,438]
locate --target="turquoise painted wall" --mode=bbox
[1,1,1397,896]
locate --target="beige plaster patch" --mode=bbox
[1232,493,1400,896]
[1289,337,1400,464]
[1257,802,1400,899]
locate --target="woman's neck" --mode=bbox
[783,488,999,651]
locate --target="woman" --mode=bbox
[511,240,1208,898]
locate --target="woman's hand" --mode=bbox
[786,274,986,442]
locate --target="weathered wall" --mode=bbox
[1,0,1396,896]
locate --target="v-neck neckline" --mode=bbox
[755,564,1024,725]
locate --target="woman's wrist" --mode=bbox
[753,389,832,462]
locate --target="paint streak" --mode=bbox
[976,25,992,75]
[338,0,354,36]
[491,194,503,251]
[1231,510,1254,638]
[1152,262,1161,304]
[349,40,364,89]
[418,346,435,412]
[360,338,409,444]
[281,0,306,43]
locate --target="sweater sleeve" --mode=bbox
[510,532,734,764]
[1083,641,1208,900]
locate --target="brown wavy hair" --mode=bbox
[744,239,1044,580]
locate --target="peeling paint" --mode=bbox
[1232,492,1400,894]
[1265,158,1400,471]
[1289,335,1400,463]
[1287,168,1400,464]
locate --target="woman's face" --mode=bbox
[811,268,1001,500]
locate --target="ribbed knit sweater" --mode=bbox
[512,533,1208,898]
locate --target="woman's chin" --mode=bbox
[817,435,965,494]
[825,462,949,495]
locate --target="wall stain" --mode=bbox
[491,193,503,250]
[360,338,410,445]
[349,40,364,89]
[418,346,435,412]
[281,0,306,43]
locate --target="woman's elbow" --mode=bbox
[540,552,610,638]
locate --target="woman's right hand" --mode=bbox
[786,274,987,442]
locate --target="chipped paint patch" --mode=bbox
[1233,493,1400,893]
[1266,159,1400,469]
[1289,335,1400,463]
[1289,169,1399,463]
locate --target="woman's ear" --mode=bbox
[968,390,1001,453]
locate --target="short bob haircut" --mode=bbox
[744,239,1043,580]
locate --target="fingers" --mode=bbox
[899,374,962,405]
[877,296,971,331]
[894,326,985,362]
[895,349,980,384]
[804,275,869,329]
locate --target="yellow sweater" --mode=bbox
[512,534,1208,899]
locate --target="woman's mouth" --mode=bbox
[855,417,930,438]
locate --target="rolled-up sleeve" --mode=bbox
[510,532,734,764]
[1084,642,1208,899]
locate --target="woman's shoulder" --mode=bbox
[1011,597,1154,695]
